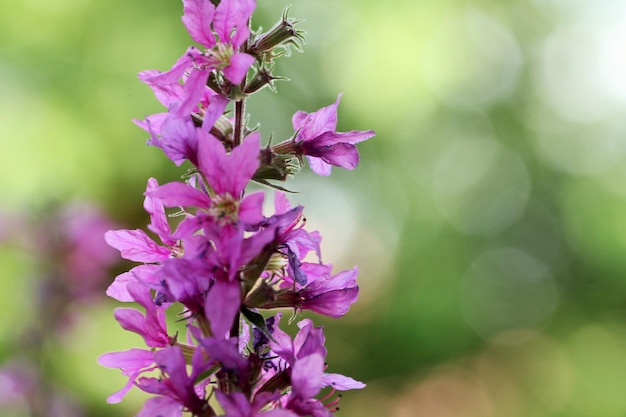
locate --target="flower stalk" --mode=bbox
[100,1,375,415]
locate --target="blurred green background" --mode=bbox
[3,0,626,416]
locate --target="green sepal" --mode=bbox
[240,307,276,343]
[194,363,220,385]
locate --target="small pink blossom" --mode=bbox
[292,95,375,176]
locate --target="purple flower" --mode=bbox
[148,132,264,228]
[145,113,206,167]
[182,0,256,84]
[269,192,322,286]
[200,132,259,197]
[270,317,324,363]
[103,227,170,302]
[135,90,229,166]
[253,264,360,318]
[295,265,360,318]
[105,180,175,263]
[143,0,255,100]
[291,95,375,176]
[200,337,249,377]
[144,177,176,246]
[266,319,364,416]
[204,279,241,337]
[104,229,170,263]
[154,257,214,314]
[101,1,374,414]
[136,346,212,417]
[270,317,365,389]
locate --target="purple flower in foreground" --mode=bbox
[143,0,255,99]
[270,318,365,390]
[290,95,375,176]
[101,0,374,414]
[149,132,264,228]
[252,264,360,318]
[295,265,360,318]
[267,318,365,416]
[270,317,326,365]
[135,92,229,166]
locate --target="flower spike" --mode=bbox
[101,0,373,414]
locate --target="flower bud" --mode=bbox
[248,8,304,60]
[253,148,300,182]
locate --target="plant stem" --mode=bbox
[233,98,245,147]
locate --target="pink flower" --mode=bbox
[295,265,360,318]
[182,0,256,84]
[134,75,229,166]
[148,132,264,228]
[268,318,365,415]
[143,0,256,98]
[291,95,375,176]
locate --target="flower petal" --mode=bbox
[213,0,256,48]
[137,396,183,417]
[321,373,366,390]
[105,229,170,262]
[198,132,260,196]
[182,0,216,47]
[148,181,211,208]
[239,191,265,225]
[205,279,241,338]
[106,264,161,302]
[293,95,341,140]
[224,52,255,84]
[291,353,324,399]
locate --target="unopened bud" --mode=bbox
[254,147,300,182]
[248,8,304,60]
[211,115,234,145]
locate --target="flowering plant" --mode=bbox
[99,1,375,416]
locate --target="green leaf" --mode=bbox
[253,178,296,193]
[240,307,276,343]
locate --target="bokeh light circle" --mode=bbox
[432,137,531,236]
[460,247,559,344]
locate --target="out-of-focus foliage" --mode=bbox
[2,0,626,416]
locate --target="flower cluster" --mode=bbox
[100,1,375,416]
[0,202,119,417]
